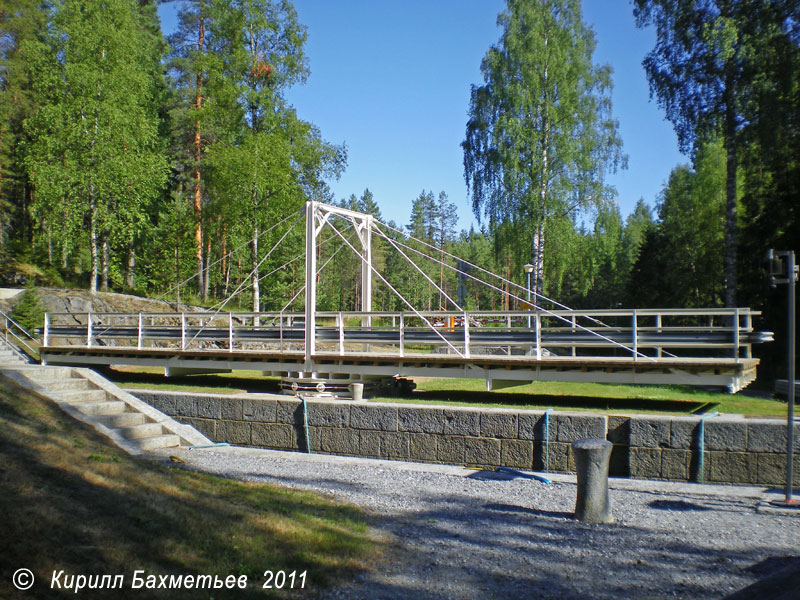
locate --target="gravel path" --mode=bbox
[153,446,800,600]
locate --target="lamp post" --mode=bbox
[767,249,798,506]
[523,263,534,330]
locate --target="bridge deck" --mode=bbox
[40,345,760,392]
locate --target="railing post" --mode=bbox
[733,308,740,360]
[228,312,234,352]
[463,312,470,358]
[655,313,662,358]
[571,314,577,357]
[338,311,344,355]
[507,313,512,356]
[632,310,638,360]
[181,313,186,350]
[535,312,542,360]
[744,310,752,358]
[279,312,284,352]
[399,313,405,358]
[43,313,50,347]
[87,312,92,348]
[137,313,143,350]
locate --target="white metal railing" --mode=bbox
[1,309,40,360]
[42,307,771,362]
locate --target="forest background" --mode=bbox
[0,0,797,379]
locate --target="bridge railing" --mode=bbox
[42,307,770,362]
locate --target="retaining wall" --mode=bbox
[133,390,799,486]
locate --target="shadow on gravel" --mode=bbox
[483,502,574,520]
[724,555,800,599]
[239,472,373,495]
[649,499,711,511]
[337,488,795,600]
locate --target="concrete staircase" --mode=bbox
[1,364,211,455]
[0,337,31,366]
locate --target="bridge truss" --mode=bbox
[40,201,772,394]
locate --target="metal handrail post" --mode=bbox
[181,313,186,350]
[43,313,50,347]
[399,313,405,357]
[734,308,740,360]
[87,312,92,348]
[228,312,234,352]
[463,312,470,358]
[571,315,577,357]
[338,312,344,355]
[655,313,662,358]
[279,312,284,352]
[137,313,143,350]
[632,310,638,361]
[535,312,542,360]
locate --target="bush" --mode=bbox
[10,284,45,334]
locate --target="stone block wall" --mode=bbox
[625,414,800,486]
[134,390,799,486]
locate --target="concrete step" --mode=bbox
[37,378,93,392]
[133,434,181,451]
[72,400,127,416]
[98,412,148,428]
[58,389,108,404]
[120,422,164,440]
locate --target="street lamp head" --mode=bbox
[523,263,534,274]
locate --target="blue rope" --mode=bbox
[301,396,312,453]
[544,408,553,473]
[496,466,551,485]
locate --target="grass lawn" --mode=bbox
[101,366,788,418]
[388,378,787,417]
[0,373,378,599]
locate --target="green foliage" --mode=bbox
[633,0,798,306]
[10,283,44,333]
[463,0,625,297]
[22,0,168,292]
[629,137,727,308]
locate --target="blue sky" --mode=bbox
[157,1,687,230]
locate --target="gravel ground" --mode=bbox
[152,446,800,600]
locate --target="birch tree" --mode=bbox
[23,0,168,292]
[463,0,625,298]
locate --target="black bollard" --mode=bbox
[572,438,614,524]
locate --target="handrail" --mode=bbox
[42,307,771,363]
[0,308,41,361]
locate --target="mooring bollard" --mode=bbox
[572,437,614,524]
[349,382,364,402]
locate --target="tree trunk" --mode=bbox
[531,32,550,302]
[532,218,545,298]
[204,233,211,301]
[126,241,135,290]
[101,237,109,292]
[175,241,181,306]
[723,93,738,308]
[193,5,206,296]
[251,225,260,314]
[89,193,98,294]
